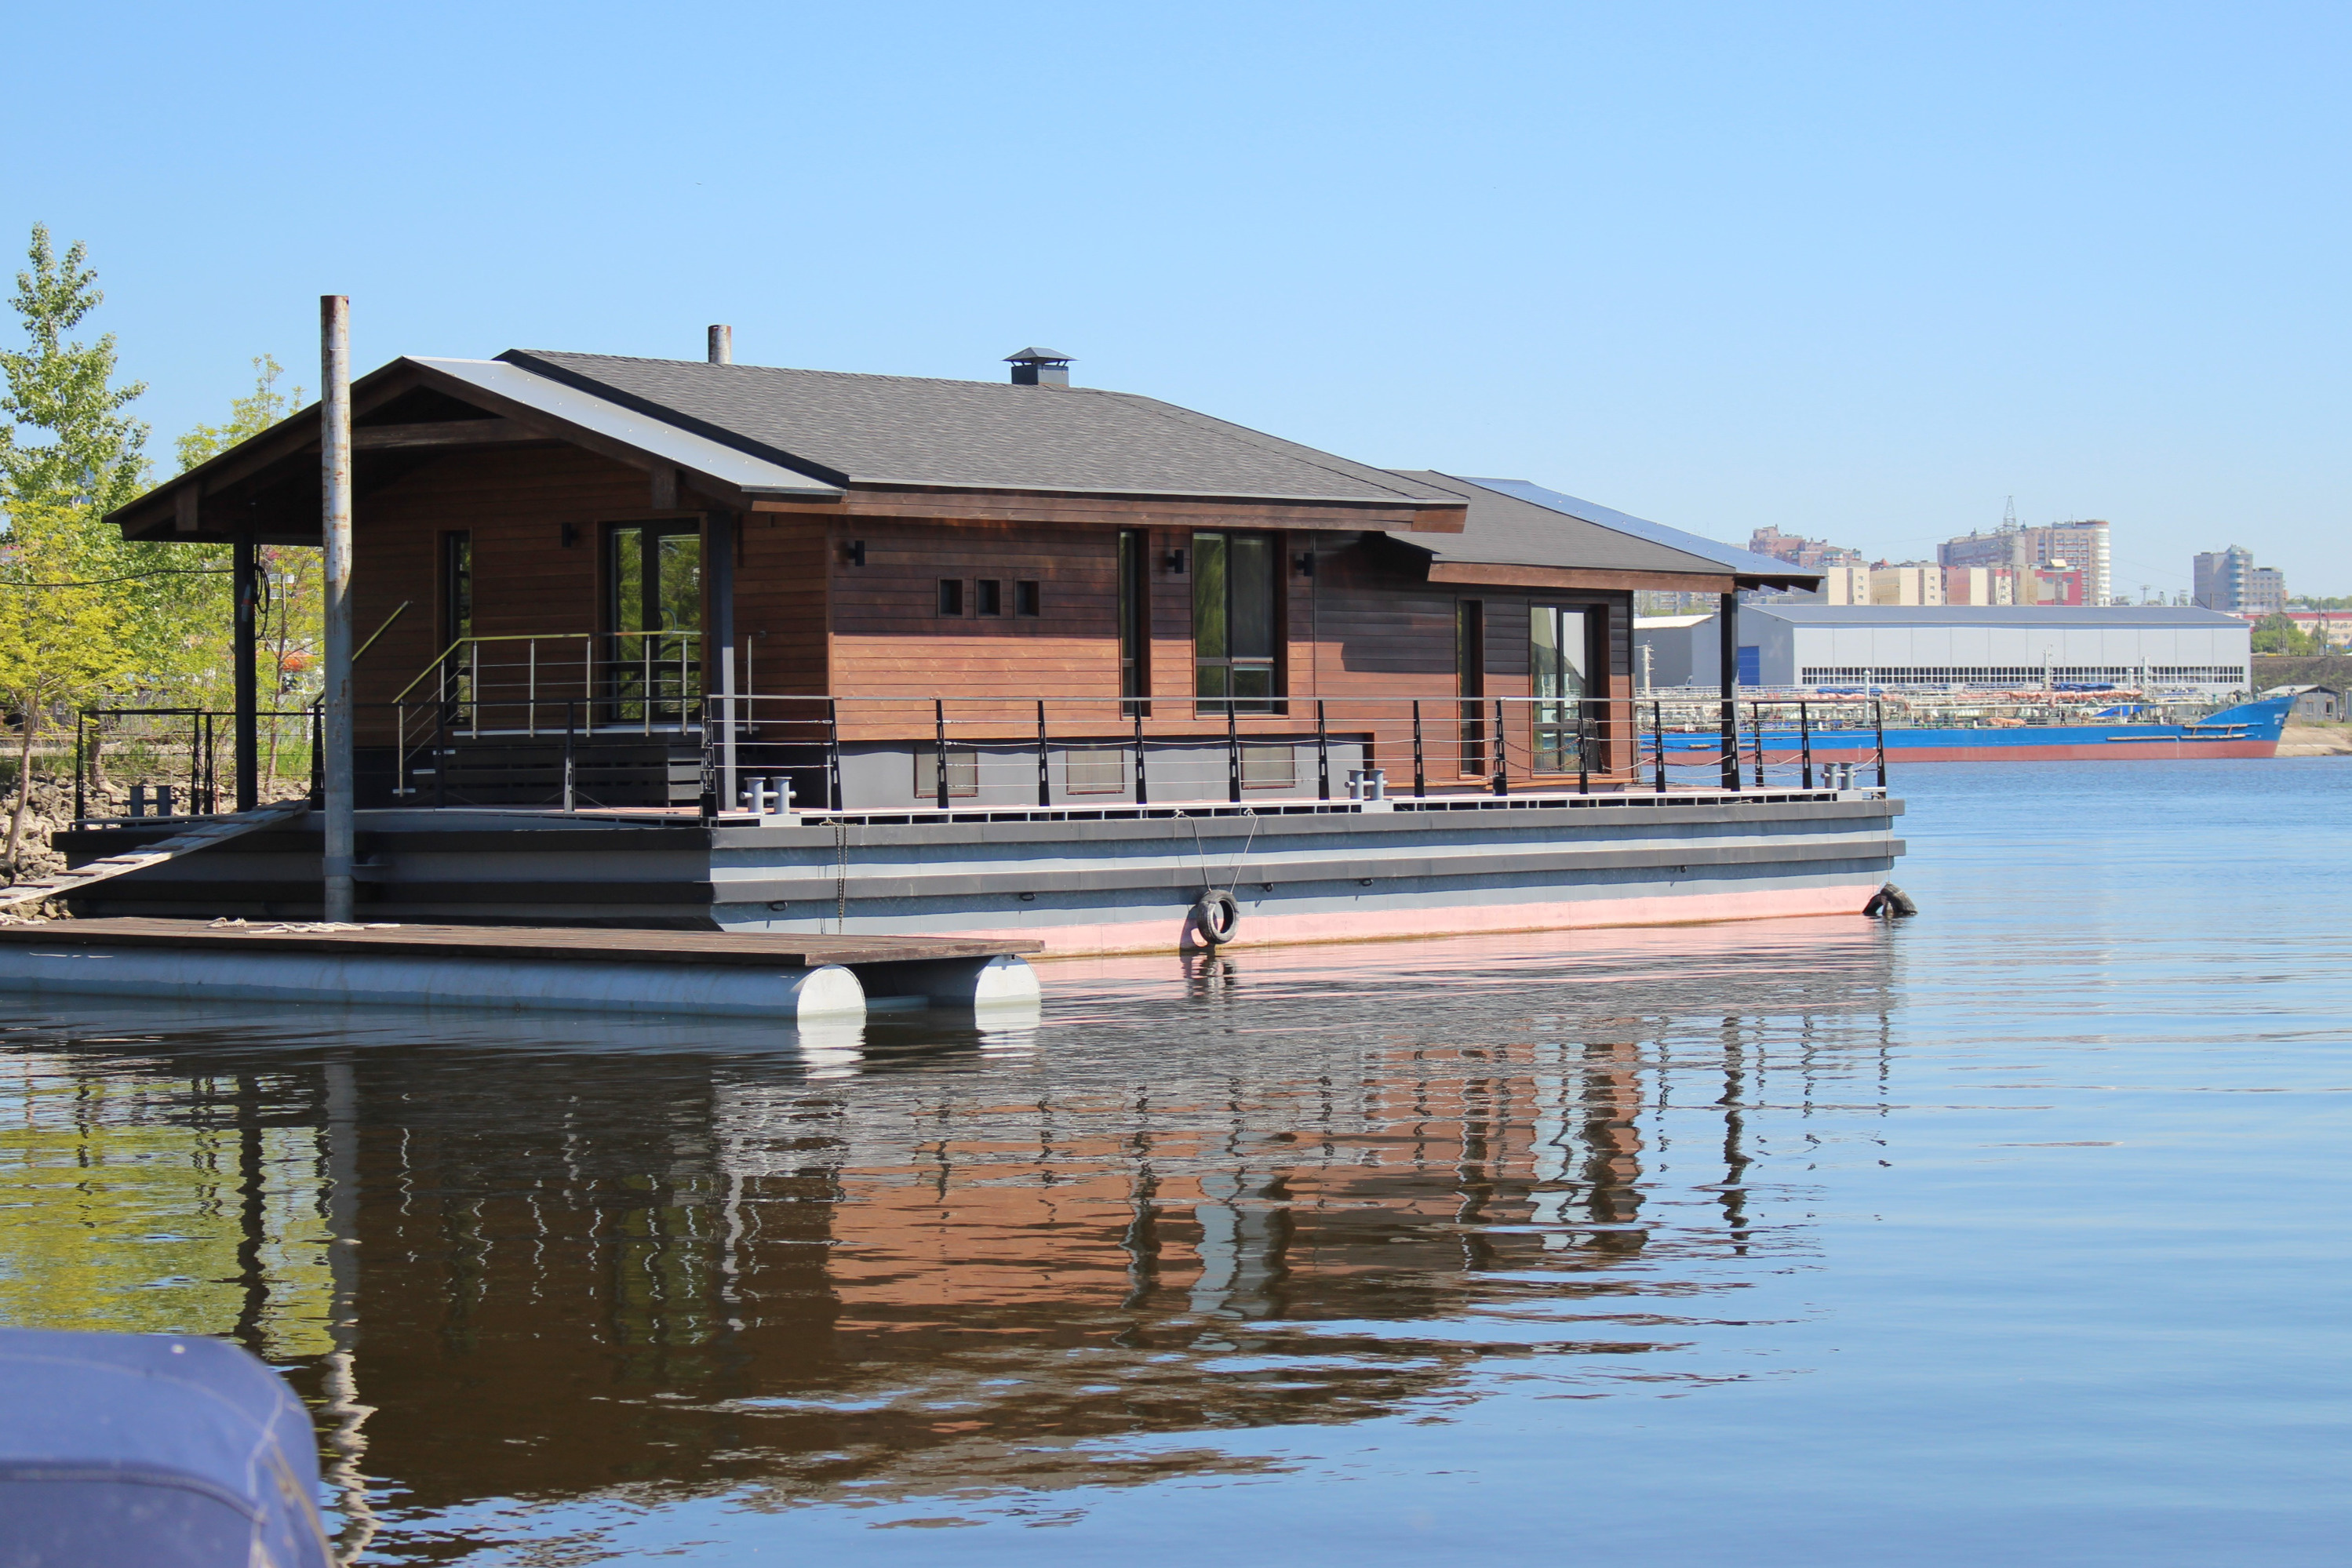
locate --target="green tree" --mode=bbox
[0,499,133,870]
[0,224,149,515]
[2251,614,2320,656]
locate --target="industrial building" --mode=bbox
[1640,604,2252,693]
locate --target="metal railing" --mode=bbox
[71,689,1896,819]
[72,707,321,824]
[697,693,1889,815]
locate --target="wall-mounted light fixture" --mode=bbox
[841,540,866,566]
[1163,548,1189,576]
[1293,551,1316,577]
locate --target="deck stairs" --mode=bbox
[0,799,312,912]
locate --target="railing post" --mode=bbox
[1036,700,1051,808]
[468,642,480,738]
[1652,700,1667,794]
[1577,704,1589,795]
[1316,699,1330,801]
[1800,700,1814,789]
[527,640,537,739]
[719,646,737,814]
[433,700,448,809]
[1491,697,1508,796]
[1133,704,1149,806]
[1226,701,1241,804]
[1724,700,1742,793]
[310,701,323,805]
[1411,700,1426,798]
[1876,698,1889,788]
[934,697,950,811]
[73,711,85,825]
[1753,703,1765,788]
[827,698,843,811]
[563,700,577,813]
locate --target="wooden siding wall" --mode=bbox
[347,446,1648,788]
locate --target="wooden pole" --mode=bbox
[320,296,355,922]
[233,530,259,812]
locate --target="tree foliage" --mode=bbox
[0,497,135,865]
[2251,614,2323,656]
[0,227,150,516]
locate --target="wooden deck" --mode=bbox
[0,918,1041,970]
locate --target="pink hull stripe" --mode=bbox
[941,882,1884,958]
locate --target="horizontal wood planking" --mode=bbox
[749,488,1465,533]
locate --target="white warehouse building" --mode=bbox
[1647,605,2252,693]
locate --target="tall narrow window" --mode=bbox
[1456,599,1484,775]
[1193,531,1277,713]
[1530,605,1593,772]
[441,532,473,646]
[1118,530,1149,713]
[440,532,472,707]
[606,522,702,725]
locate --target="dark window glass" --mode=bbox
[441,532,472,647]
[1530,604,1593,773]
[1456,600,1485,775]
[605,522,701,725]
[975,579,1003,617]
[1015,580,1040,617]
[938,580,964,617]
[1118,532,1149,715]
[1193,531,1278,713]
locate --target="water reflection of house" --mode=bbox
[0,945,1894,1531]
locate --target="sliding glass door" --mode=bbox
[1531,604,1592,773]
[606,522,702,726]
[1193,531,1277,714]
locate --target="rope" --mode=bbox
[0,566,235,588]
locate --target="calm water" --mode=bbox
[4,760,2350,1565]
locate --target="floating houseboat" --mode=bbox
[69,341,1904,955]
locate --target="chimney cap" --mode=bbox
[1003,347,1073,365]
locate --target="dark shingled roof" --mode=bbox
[1382,471,1740,577]
[500,351,1455,505]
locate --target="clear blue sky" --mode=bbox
[8,2,2347,597]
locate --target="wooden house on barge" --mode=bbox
[86,340,1902,951]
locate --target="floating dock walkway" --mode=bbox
[0,919,1041,1022]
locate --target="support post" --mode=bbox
[718,646,737,813]
[1491,697,1508,796]
[233,529,258,812]
[1717,591,1740,792]
[1036,700,1051,807]
[1876,698,1889,788]
[1800,700,1814,789]
[934,698,949,811]
[320,295,355,921]
[1411,699,1425,798]
[1653,700,1667,793]
[1133,704,1149,806]
[1226,701,1241,804]
[1316,700,1330,801]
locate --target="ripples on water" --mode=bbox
[2,761,2349,1564]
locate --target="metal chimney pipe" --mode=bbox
[708,325,732,365]
[320,295,355,923]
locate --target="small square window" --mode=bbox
[1065,748,1126,794]
[1015,580,1041,617]
[938,580,964,617]
[1240,744,1295,789]
[915,748,979,799]
[975,579,1003,616]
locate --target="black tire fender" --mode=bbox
[1192,888,1240,945]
